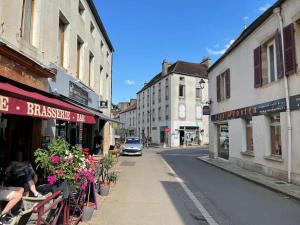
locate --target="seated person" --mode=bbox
[0,186,24,224]
[6,151,42,198]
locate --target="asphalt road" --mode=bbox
[160,148,300,225]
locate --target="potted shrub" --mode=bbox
[82,182,95,221]
[98,152,114,196]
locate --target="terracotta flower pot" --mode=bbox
[82,202,95,221]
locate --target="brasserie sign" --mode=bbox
[0,94,94,123]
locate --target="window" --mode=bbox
[152,108,155,122]
[158,107,161,121]
[179,77,184,81]
[196,87,201,99]
[152,86,155,104]
[100,65,103,76]
[21,0,34,43]
[267,41,277,83]
[196,105,202,120]
[270,114,281,156]
[246,119,253,152]
[217,69,230,102]
[254,24,297,88]
[106,51,109,58]
[165,78,169,100]
[88,52,94,87]
[166,105,169,120]
[100,40,104,50]
[179,84,185,97]
[78,1,85,16]
[76,36,83,78]
[158,82,161,102]
[90,22,95,34]
[58,16,68,68]
[179,104,186,119]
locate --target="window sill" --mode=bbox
[241,151,254,157]
[264,155,283,162]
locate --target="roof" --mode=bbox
[120,103,137,114]
[86,0,114,52]
[137,61,208,94]
[208,0,286,73]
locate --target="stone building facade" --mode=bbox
[0,0,114,154]
[208,0,300,184]
[137,60,209,147]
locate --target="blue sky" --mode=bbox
[95,0,277,104]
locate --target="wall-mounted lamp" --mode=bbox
[199,79,206,89]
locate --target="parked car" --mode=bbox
[122,137,143,156]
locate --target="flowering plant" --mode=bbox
[34,138,96,190]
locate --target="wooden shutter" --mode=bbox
[254,46,262,88]
[275,29,284,79]
[217,75,221,102]
[283,23,297,76]
[225,69,230,99]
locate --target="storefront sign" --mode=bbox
[99,100,108,108]
[203,106,210,115]
[211,98,286,122]
[0,94,95,124]
[69,81,89,105]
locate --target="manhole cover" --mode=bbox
[274,181,287,185]
[120,161,136,166]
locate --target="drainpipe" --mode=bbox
[274,7,292,183]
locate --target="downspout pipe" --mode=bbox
[274,7,293,183]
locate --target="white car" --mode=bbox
[122,137,143,156]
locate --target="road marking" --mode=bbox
[160,156,219,225]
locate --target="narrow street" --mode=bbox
[161,148,300,225]
[88,148,300,225]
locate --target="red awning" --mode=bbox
[0,83,96,124]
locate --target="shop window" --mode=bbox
[246,119,253,152]
[270,114,282,156]
[21,0,34,43]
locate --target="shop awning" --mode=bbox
[0,83,96,124]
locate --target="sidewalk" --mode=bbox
[82,149,209,225]
[197,155,300,201]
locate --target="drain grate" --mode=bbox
[120,161,136,167]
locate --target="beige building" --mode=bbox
[208,0,300,184]
[0,0,114,153]
[137,59,209,147]
[119,102,137,137]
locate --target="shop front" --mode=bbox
[0,82,96,166]
[179,126,200,146]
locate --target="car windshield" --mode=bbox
[125,138,140,144]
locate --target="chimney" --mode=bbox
[162,59,169,76]
[201,56,211,67]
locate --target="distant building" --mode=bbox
[119,102,137,137]
[208,0,300,184]
[136,59,209,147]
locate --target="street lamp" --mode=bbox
[199,78,206,89]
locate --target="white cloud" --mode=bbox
[243,16,249,21]
[206,39,235,56]
[124,80,135,85]
[258,3,271,12]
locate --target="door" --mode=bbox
[217,123,229,160]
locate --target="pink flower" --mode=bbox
[73,173,80,181]
[50,155,60,164]
[47,175,57,185]
[81,180,88,190]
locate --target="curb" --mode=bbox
[197,156,300,202]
